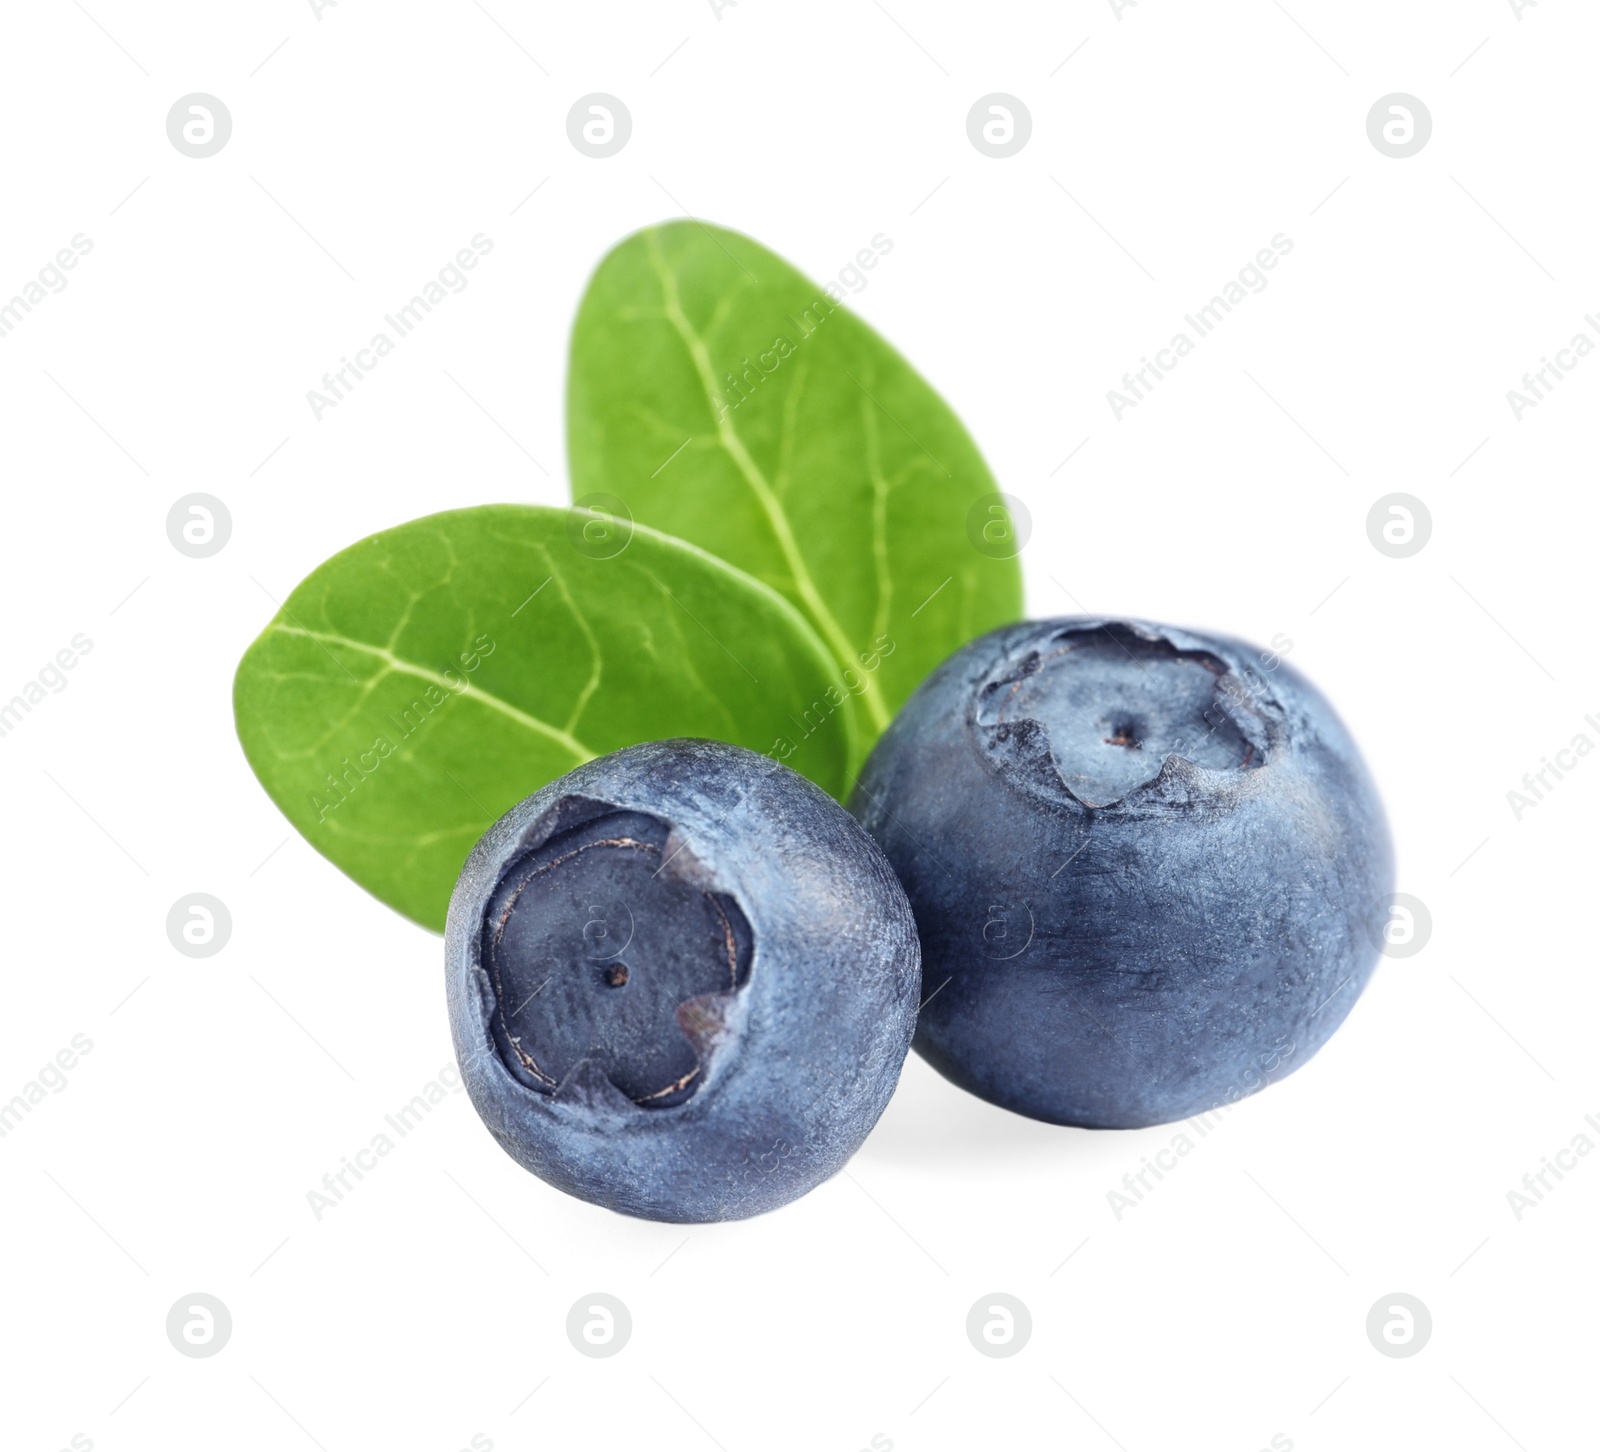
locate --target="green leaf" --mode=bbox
[567,219,1025,752]
[233,505,852,931]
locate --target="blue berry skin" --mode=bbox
[850,618,1393,1130]
[446,739,920,1222]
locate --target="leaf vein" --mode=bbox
[644,228,890,732]
[266,623,597,765]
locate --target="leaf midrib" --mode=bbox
[269,623,598,766]
[644,229,892,735]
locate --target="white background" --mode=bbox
[2,2,1595,1449]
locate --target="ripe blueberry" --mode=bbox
[446,739,920,1221]
[850,618,1393,1129]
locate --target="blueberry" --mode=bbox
[850,618,1393,1129]
[446,739,920,1221]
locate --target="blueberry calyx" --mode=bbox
[975,621,1281,809]
[481,804,752,1110]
